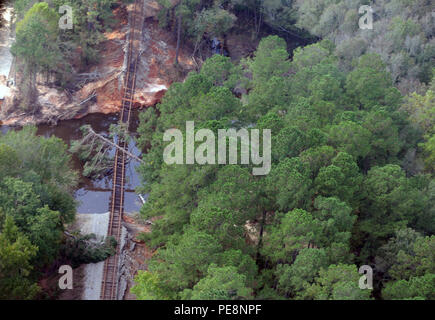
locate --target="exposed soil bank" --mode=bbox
[0,0,194,127]
[0,2,14,112]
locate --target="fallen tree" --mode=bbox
[70,124,143,179]
[85,126,144,164]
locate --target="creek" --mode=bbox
[35,110,145,214]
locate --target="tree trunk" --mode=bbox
[255,210,267,263]
[175,14,182,65]
[192,37,201,58]
[25,65,37,111]
[86,127,145,164]
[255,6,263,38]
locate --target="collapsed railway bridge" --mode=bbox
[100,0,144,300]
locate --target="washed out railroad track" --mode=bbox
[100,0,144,300]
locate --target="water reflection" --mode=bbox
[35,110,145,214]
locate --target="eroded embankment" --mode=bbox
[1,0,194,127]
[69,211,153,300]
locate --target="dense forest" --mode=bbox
[0,0,434,300]
[0,127,77,298]
[132,0,435,300]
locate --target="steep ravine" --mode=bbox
[0,0,193,300]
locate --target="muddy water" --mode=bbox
[36,110,145,214]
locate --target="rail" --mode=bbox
[100,0,143,300]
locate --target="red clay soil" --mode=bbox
[80,3,194,116]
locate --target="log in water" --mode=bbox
[35,110,144,214]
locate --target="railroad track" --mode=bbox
[100,0,143,300]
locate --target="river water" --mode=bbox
[0,1,145,214]
[35,110,145,214]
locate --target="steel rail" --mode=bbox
[100,0,143,300]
